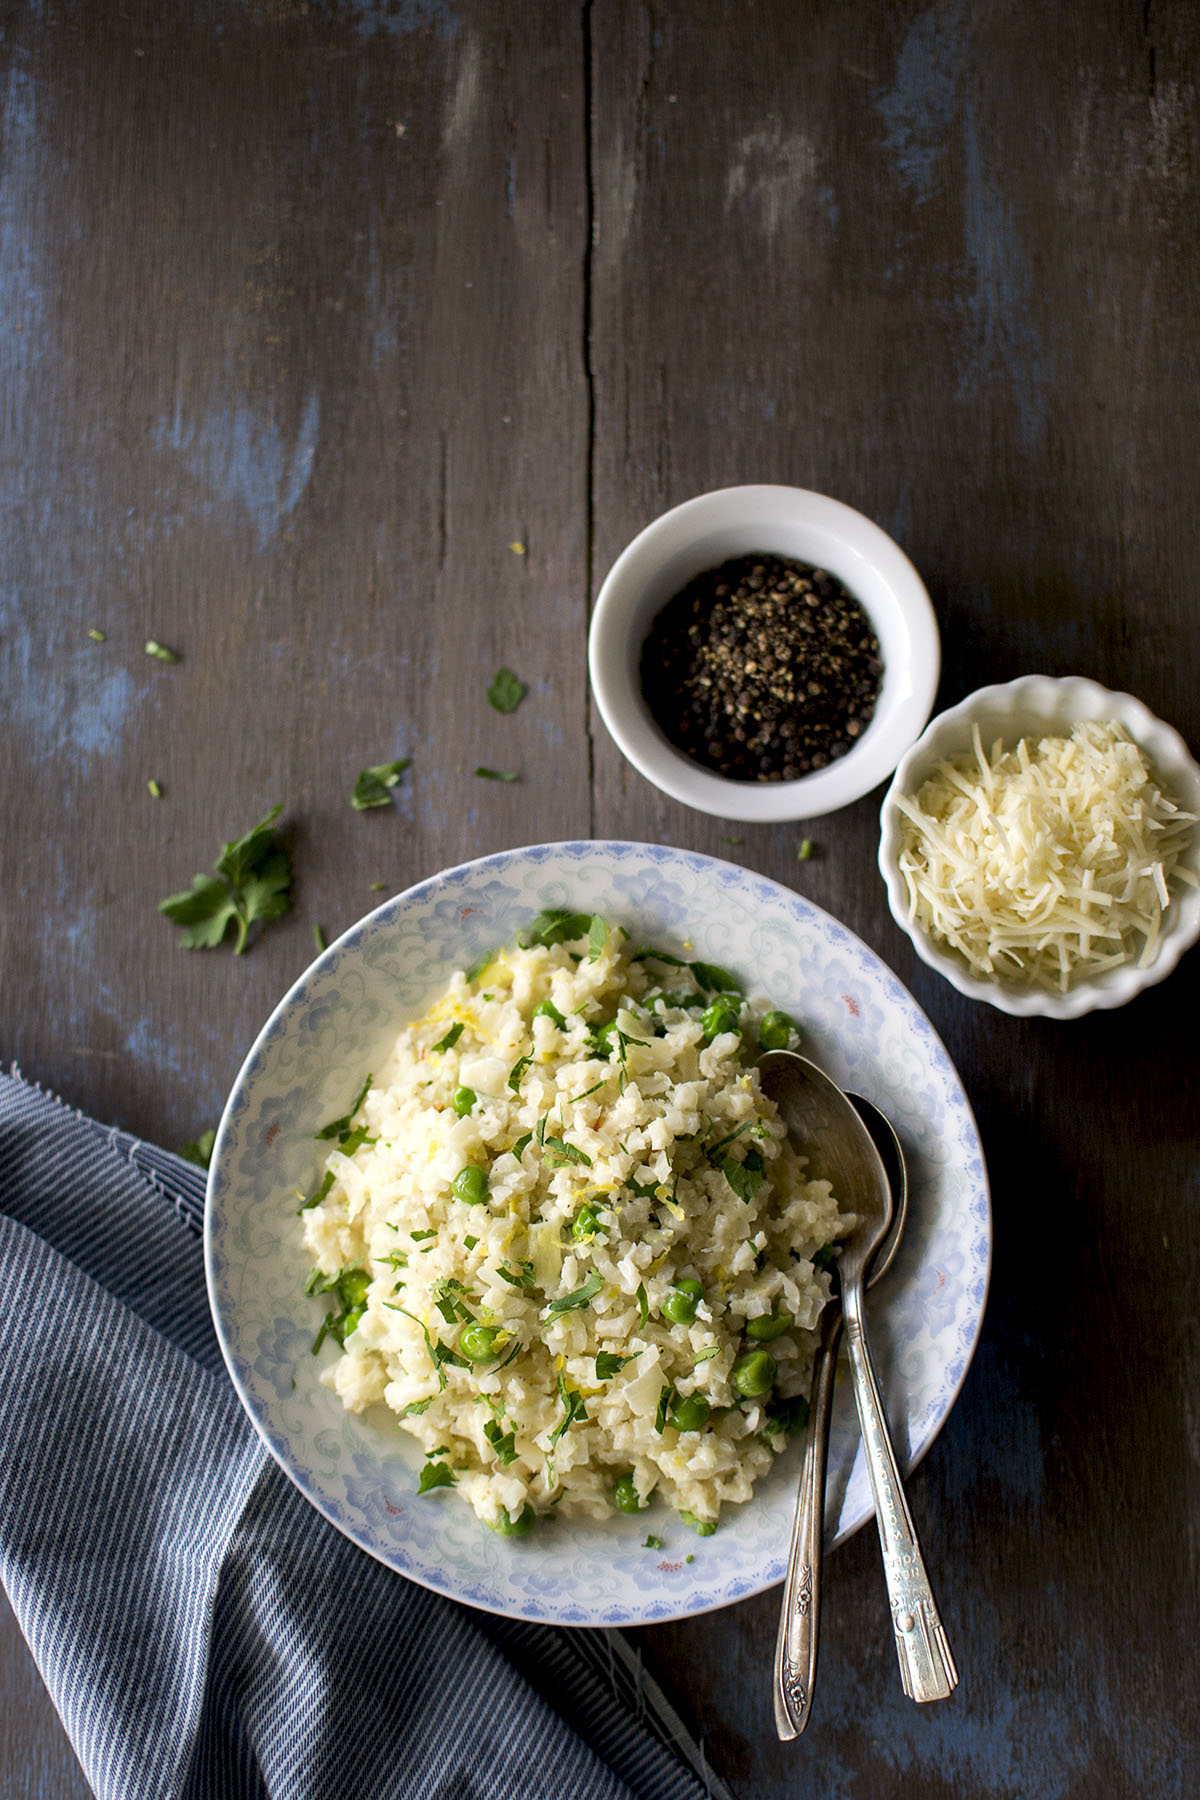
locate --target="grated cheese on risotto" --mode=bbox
[895,720,1198,993]
[300,912,850,1538]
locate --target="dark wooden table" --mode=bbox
[3,4,1198,1795]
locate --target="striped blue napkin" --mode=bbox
[0,1072,730,1800]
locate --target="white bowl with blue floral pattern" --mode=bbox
[205,841,990,1627]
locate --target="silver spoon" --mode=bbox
[759,1051,957,1732]
[762,1076,907,1739]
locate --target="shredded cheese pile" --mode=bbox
[895,719,1198,992]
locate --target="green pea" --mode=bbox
[339,1269,371,1309]
[459,1322,501,1364]
[679,1509,718,1537]
[668,1392,711,1433]
[701,999,741,1044]
[731,1349,777,1398]
[452,1165,489,1205]
[613,1473,645,1514]
[488,1502,535,1537]
[661,1278,703,1325]
[534,999,567,1029]
[572,1204,607,1242]
[745,1310,791,1342]
[758,1009,796,1051]
[451,1085,477,1117]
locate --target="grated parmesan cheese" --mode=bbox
[895,720,1198,992]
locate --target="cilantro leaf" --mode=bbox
[519,910,592,949]
[417,1461,457,1494]
[315,1076,374,1141]
[474,766,519,782]
[179,1129,216,1170]
[720,1146,765,1203]
[351,759,411,811]
[595,1351,636,1380]
[689,961,742,994]
[544,1270,603,1317]
[550,1371,589,1446]
[159,805,293,955]
[765,1394,811,1436]
[484,1419,518,1464]
[487,666,527,713]
[542,1136,592,1168]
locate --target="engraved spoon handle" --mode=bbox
[841,1277,958,1702]
[774,1303,843,1737]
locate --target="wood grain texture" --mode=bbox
[1,0,1198,1795]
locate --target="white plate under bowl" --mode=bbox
[878,675,1200,1019]
[205,841,990,1627]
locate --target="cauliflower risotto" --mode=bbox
[301,911,850,1537]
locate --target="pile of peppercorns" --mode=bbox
[639,555,883,783]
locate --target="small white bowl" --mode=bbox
[588,485,940,821]
[878,675,1200,1018]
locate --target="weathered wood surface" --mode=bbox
[1,3,1197,1796]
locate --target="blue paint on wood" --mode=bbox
[0,593,140,761]
[342,0,458,41]
[875,1,968,204]
[153,389,320,549]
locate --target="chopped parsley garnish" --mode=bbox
[144,639,181,663]
[812,1243,838,1273]
[693,1346,720,1365]
[432,1023,465,1053]
[410,1228,438,1242]
[542,1135,592,1168]
[507,1054,532,1092]
[643,1534,664,1550]
[463,1235,478,1251]
[158,805,293,954]
[765,1394,811,1437]
[309,1265,370,1351]
[497,1260,537,1291]
[416,1461,457,1494]
[689,961,742,994]
[394,1397,433,1420]
[178,1129,216,1170]
[351,758,411,810]
[315,1075,373,1142]
[510,1131,534,1157]
[654,1384,674,1433]
[680,1510,717,1537]
[487,666,526,713]
[544,1270,603,1317]
[484,1419,518,1464]
[549,1370,589,1446]
[587,915,609,962]
[465,950,495,981]
[299,1169,335,1212]
[705,1120,753,1160]
[595,1351,636,1379]
[430,1276,475,1324]
[631,947,688,967]
[635,1281,649,1327]
[519,909,593,948]
[719,1146,765,1203]
[474,766,518,782]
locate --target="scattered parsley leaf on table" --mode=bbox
[487,666,526,714]
[144,639,181,663]
[158,804,293,955]
[474,766,519,782]
[351,759,411,811]
[179,1129,216,1170]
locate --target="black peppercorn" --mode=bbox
[639,555,883,783]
